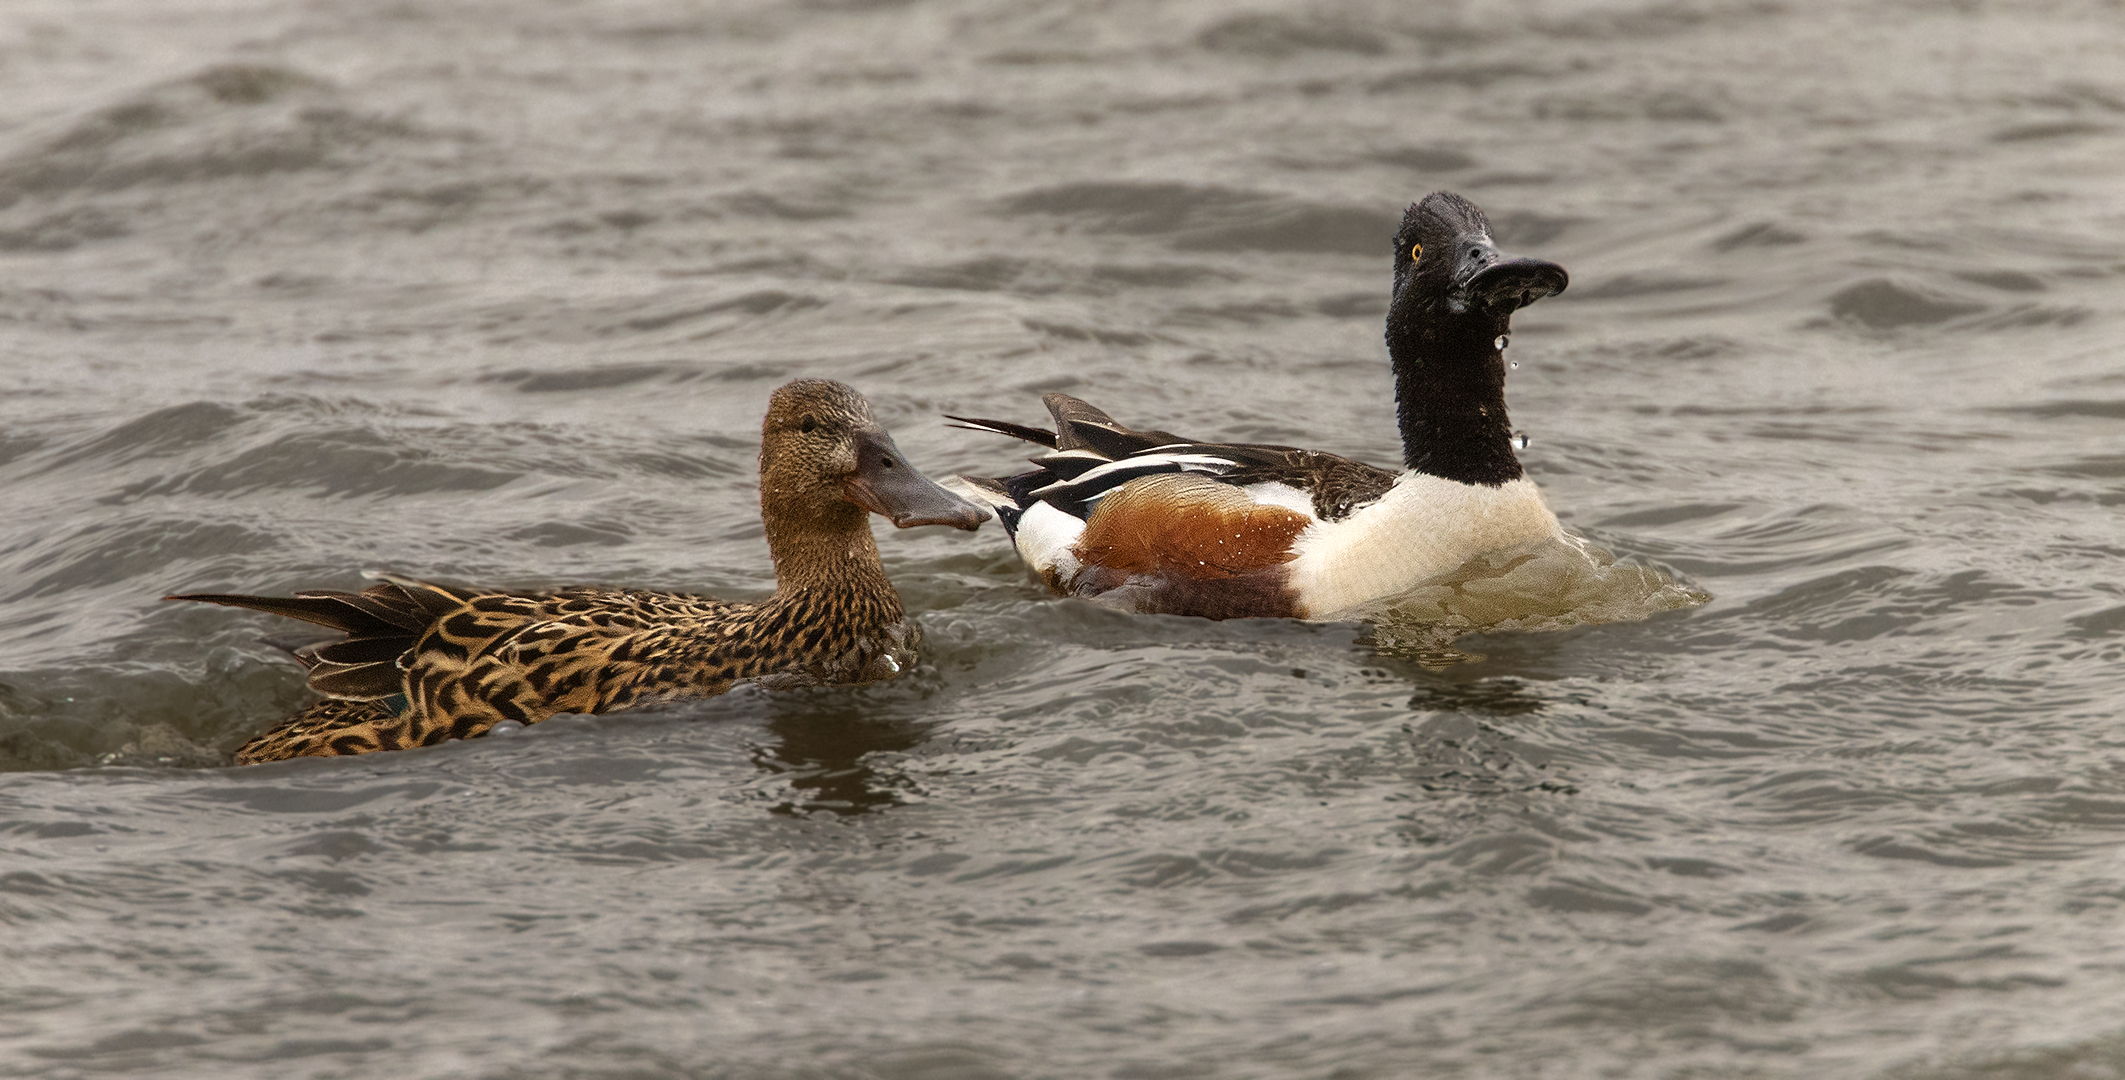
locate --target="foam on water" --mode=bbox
[1360,533,1709,664]
[1,0,2123,1076]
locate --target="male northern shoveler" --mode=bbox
[173,379,987,764]
[948,191,1569,621]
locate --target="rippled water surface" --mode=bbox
[3,1,2124,1076]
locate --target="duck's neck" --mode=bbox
[1388,308,1523,487]
[760,501,903,620]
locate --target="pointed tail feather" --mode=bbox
[1040,392,1122,431]
[168,580,454,703]
[944,414,1058,449]
[951,399,1190,464]
[167,590,414,637]
[309,584,429,629]
[304,658,411,699]
[360,573,480,621]
[1038,393,1190,459]
[295,632,417,701]
[306,634,417,666]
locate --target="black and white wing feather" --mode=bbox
[947,393,1398,531]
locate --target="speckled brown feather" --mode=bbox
[176,379,980,765]
[218,577,912,764]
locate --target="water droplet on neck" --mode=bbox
[1513,431,1530,450]
[1495,335,1509,350]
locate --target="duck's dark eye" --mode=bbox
[879,455,895,468]
[1410,242,1423,264]
[799,416,818,434]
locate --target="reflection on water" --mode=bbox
[1404,674,1550,717]
[748,701,933,817]
[1,0,2123,1076]
[1401,711,1577,799]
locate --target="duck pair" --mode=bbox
[178,192,1569,764]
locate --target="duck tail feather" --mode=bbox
[944,415,1059,449]
[1040,392,1120,429]
[166,591,407,637]
[304,659,410,700]
[174,588,422,701]
[1040,393,1123,453]
[1037,393,1193,459]
[360,573,479,620]
[304,584,431,630]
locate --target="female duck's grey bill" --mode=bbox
[842,429,989,530]
[1450,237,1569,315]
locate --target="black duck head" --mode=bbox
[1384,193,1570,486]
[1390,191,1568,327]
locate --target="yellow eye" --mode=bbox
[1409,243,1423,263]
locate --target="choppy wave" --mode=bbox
[2,0,2124,1077]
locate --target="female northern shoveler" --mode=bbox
[948,191,1569,621]
[173,379,987,764]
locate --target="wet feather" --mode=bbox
[173,379,982,765]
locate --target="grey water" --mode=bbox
[3,0,2123,1077]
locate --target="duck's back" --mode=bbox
[399,585,766,730]
[203,578,913,764]
[221,582,763,763]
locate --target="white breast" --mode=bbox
[1284,474,1562,619]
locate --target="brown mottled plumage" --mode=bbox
[172,380,986,765]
